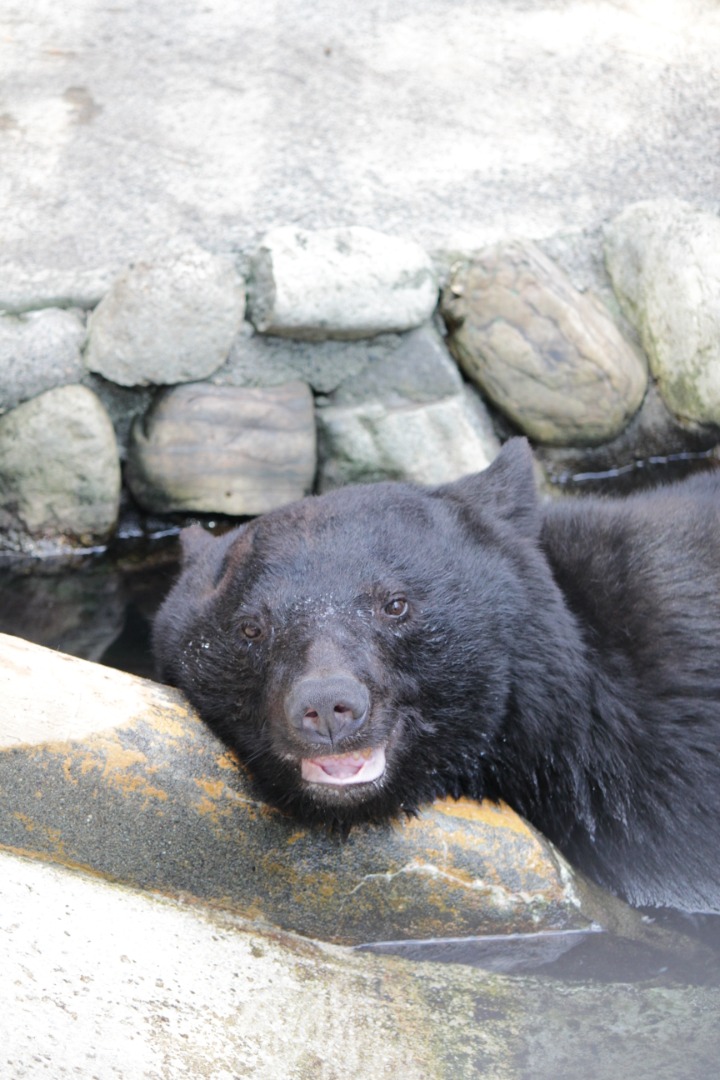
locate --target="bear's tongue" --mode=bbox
[301,746,386,786]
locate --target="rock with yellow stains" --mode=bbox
[1,631,602,947]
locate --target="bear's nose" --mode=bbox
[284,674,370,745]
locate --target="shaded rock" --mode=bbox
[126,381,316,515]
[216,322,460,400]
[83,376,156,462]
[317,391,499,490]
[604,199,720,425]
[0,308,86,413]
[85,242,246,387]
[247,226,438,340]
[215,320,376,392]
[441,240,648,446]
[0,385,120,548]
[326,324,465,407]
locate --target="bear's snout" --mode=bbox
[284,674,370,746]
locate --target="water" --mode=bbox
[0,529,182,680]
[547,449,718,495]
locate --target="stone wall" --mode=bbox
[1,202,719,553]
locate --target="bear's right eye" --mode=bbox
[382,596,409,619]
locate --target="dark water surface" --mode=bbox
[0,531,182,680]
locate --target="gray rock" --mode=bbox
[4,851,720,1080]
[126,381,316,514]
[0,309,86,413]
[85,242,246,387]
[247,226,438,340]
[0,385,121,546]
[327,323,463,407]
[317,390,499,490]
[83,376,156,463]
[314,323,499,489]
[214,321,381,394]
[442,241,648,446]
[216,323,461,402]
[604,199,720,425]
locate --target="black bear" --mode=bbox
[153,438,720,913]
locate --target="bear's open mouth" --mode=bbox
[301,746,386,786]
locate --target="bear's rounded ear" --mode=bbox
[177,522,252,592]
[431,437,540,538]
[179,523,216,562]
[179,522,250,572]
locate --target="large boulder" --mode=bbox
[126,380,316,515]
[4,845,720,1080]
[0,385,120,547]
[604,199,720,425]
[441,240,648,446]
[85,242,246,387]
[0,632,596,944]
[247,226,438,340]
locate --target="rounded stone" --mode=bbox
[0,308,86,413]
[126,381,316,515]
[442,240,648,446]
[247,226,438,340]
[0,385,121,544]
[604,199,720,425]
[85,243,246,387]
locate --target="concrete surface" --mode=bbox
[4,849,720,1080]
[0,849,495,1080]
[2,1,720,309]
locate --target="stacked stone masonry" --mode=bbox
[1,204,719,551]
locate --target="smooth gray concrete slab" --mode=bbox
[0,850,484,1080]
[2,1,720,309]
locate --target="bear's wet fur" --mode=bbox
[153,438,720,912]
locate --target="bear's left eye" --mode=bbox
[382,596,409,619]
[239,619,264,641]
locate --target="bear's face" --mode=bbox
[153,439,548,826]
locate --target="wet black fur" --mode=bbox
[153,438,720,912]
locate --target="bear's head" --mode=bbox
[153,438,561,826]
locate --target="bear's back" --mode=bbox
[539,470,720,687]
